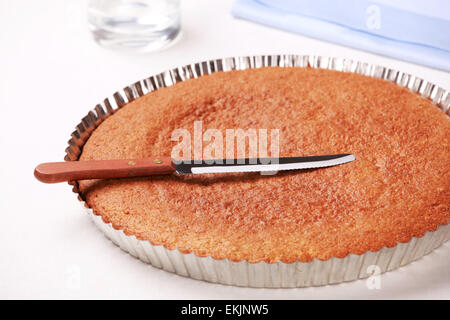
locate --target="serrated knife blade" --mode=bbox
[175,154,356,174]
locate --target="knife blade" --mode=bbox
[175,154,355,174]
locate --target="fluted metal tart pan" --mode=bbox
[65,55,450,287]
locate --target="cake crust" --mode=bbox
[78,67,450,263]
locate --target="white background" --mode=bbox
[0,0,449,299]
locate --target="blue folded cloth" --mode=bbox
[232,0,450,71]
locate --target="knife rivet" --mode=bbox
[128,161,136,166]
[154,159,163,164]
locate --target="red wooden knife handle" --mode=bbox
[34,157,175,183]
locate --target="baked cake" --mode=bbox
[78,67,450,263]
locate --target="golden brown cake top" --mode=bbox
[78,67,450,263]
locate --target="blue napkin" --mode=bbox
[232,0,450,71]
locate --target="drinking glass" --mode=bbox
[87,0,181,52]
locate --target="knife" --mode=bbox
[34,154,355,183]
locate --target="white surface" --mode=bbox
[0,0,448,299]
